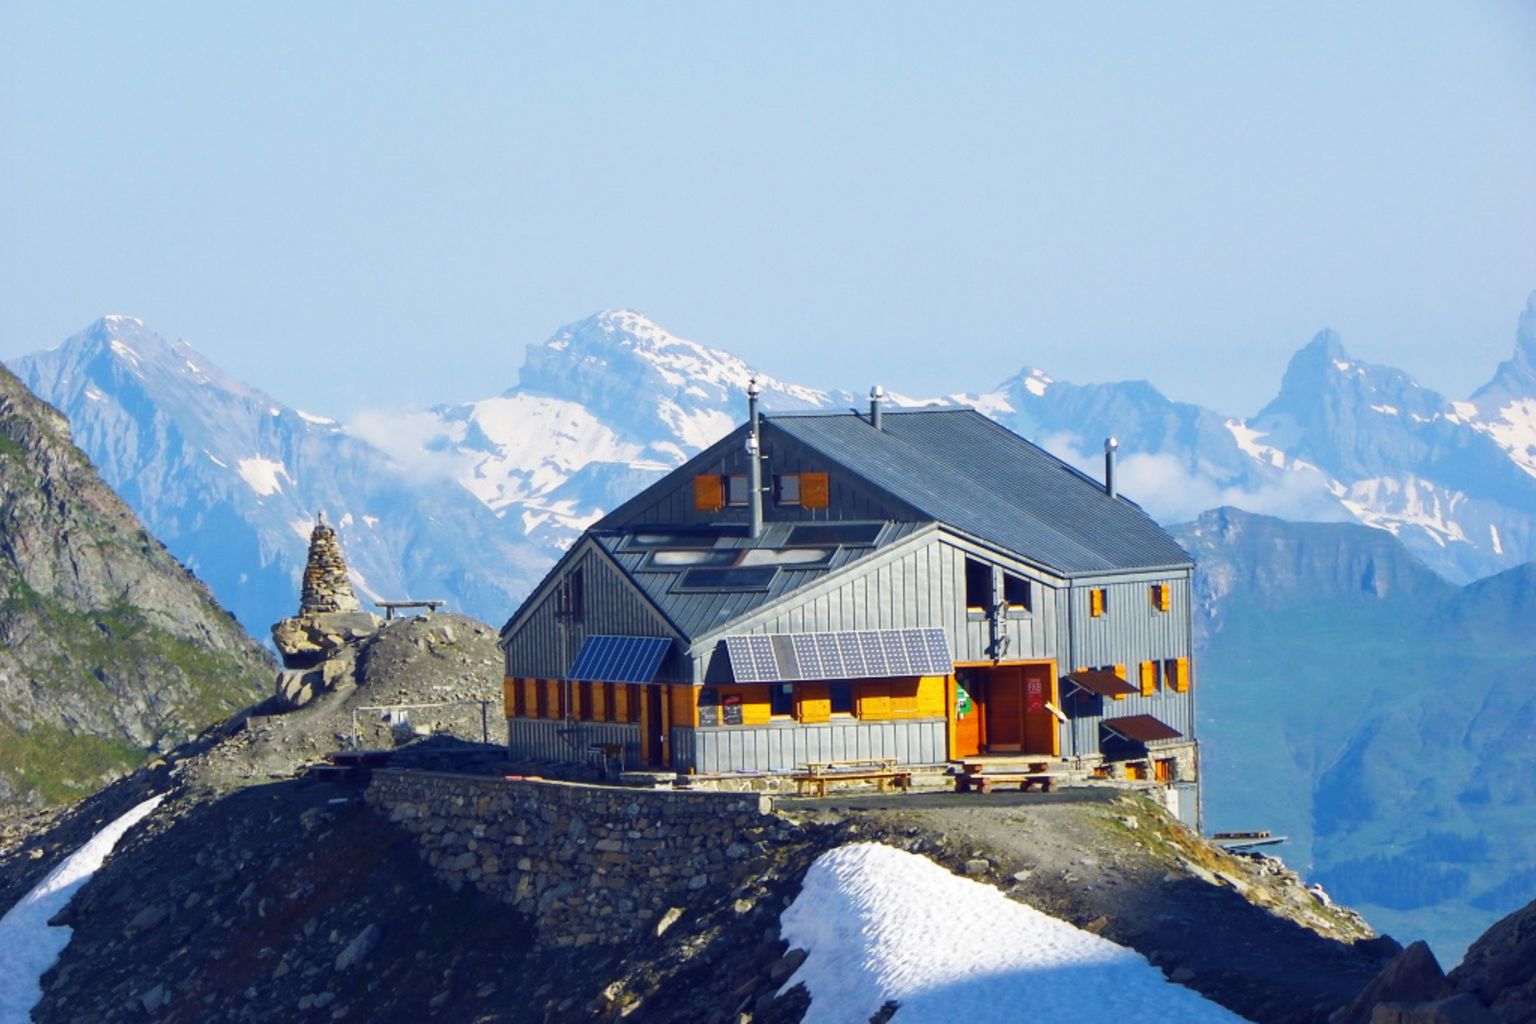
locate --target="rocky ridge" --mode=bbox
[0,362,272,805]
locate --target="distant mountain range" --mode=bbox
[6,296,1536,958]
[9,297,1535,635]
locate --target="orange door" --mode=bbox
[954,673,982,757]
[987,668,1025,752]
[1022,666,1058,756]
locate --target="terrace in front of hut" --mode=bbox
[498,384,1200,824]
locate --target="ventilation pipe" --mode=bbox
[1104,436,1119,498]
[869,384,885,430]
[747,378,764,539]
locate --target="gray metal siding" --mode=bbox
[502,543,683,681]
[673,719,946,773]
[506,717,642,767]
[1060,569,1196,759]
[691,531,1065,681]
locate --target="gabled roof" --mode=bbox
[767,409,1192,575]
[591,520,929,642]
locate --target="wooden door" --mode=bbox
[954,673,982,758]
[987,668,1025,752]
[641,684,667,767]
[1022,667,1058,756]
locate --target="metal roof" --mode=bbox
[1064,669,1140,698]
[591,520,926,642]
[1102,714,1183,743]
[766,409,1193,575]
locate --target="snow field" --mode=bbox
[0,795,165,1024]
[779,842,1249,1024]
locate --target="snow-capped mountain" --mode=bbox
[10,317,549,635]
[10,296,1536,641]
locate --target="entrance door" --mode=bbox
[641,684,667,767]
[953,672,982,758]
[987,667,1025,752]
[961,662,1059,757]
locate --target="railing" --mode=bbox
[348,700,493,748]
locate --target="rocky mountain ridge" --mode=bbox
[0,362,272,805]
[9,296,1536,640]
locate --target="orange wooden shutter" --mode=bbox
[1174,657,1191,693]
[1112,664,1128,700]
[693,474,724,512]
[1139,661,1156,697]
[1090,589,1105,617]
[800,472,830,509]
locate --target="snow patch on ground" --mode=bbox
[1481,398,1536,479]
[0,795,165,1023]
[1369,404,1399,416]
[237,456,292,496]
[779,843,1248,1024]
[296,409,336,426]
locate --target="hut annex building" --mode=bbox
[499,391,1199,816]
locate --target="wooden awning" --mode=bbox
[1102,714,1182,743]
[1064,669,1138,698]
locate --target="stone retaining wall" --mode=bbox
[366,769,778,948]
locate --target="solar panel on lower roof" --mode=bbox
[724,628,953,683]
[567,635,672,683]
[784,522,886,547]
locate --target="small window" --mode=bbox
[964,558,993,611]
[1089,588,1107,618]
[726,474,750,506]
[1165,657,1191,693]
[775,474,801,506]
[1150,583,1171,612]
[1003,572,1031,612]
[603,682,618,723]
[829,680,854,715]
[1155,758,1176,783]
[770,684,795,718]
[1139,660,1158,697]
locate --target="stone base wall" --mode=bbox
[366,769,777,948]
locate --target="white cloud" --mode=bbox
[346,408,471,484]
[1039,433,1349,524]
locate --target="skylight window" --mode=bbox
[672,567,779,593]
[737,548,833,567]
[785,523,884,547]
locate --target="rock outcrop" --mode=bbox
[270,514,381,708]
[0,363,272,805]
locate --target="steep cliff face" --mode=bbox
[0,364,272,805]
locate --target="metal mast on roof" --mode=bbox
[747,377,764,539]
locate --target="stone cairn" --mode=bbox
[299,513,362,613]
[271,512,380,709]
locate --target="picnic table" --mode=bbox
[793,758,912,797]
[954,759,1056,794]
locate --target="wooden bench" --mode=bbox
[793,759,912,798]
[955,771,1053,794]
[954,759,1055,794]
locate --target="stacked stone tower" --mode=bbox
[299,512,362,614]
[271,512,380,703]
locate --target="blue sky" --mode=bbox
[3,2,1534,417]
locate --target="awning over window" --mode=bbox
[1065,669,1139,698]
[724,628,953,684]
[1102,714,1182,743]
[566,635,672,684]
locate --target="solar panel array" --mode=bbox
[725,628,952,683]
[566,635,672,683]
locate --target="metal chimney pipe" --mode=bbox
[747,378,764,539]
[869,384,885,430]
[1104,436,1119,497]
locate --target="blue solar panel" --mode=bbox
[724,628,953,683]
[567,635,672,683]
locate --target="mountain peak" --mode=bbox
[1469,290,1536,409]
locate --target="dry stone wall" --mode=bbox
[366,770,779,948]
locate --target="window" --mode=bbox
[557,570,584,622]
[534,679,549,718]
[964,558,993,612]
[1089,588,1107,617]
[1164,657,1190,693]
[770,684,795,718]
[1155,758,1176,783]
[775,474,801,506]
[603,682,617,722]
[726,474,750,506]
[829,680,854,715]
[626,683,644,723]
[1003,572,1031,612]
[1150,583,1171,612]
[693,475,724,512]
[1139,660,1159,697]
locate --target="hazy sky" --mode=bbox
[3,2,1534,418]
